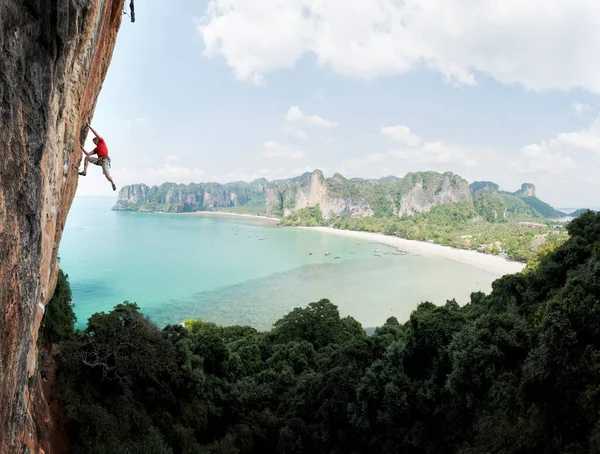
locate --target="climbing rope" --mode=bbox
[130,0,135,23]
[123,0,135,23]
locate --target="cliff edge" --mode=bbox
[0,1,126,452]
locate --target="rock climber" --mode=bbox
[79,123,117,191]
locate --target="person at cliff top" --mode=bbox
[79,123,117,191]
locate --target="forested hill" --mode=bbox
[114,169,565,222]
[114,170,473,218]
[46,211,600,452]
[114,171,568,261]
[470,181,566,220]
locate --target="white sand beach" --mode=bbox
[182,211,280,222]
[180,211,524,275]
[303,227,526,275]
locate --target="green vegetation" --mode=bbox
[114,181,269,215]
[472,187,506,222]
[117,171,569,262]
[569,208,597,217]
[327,202,567,262]
[499,193,544,220]
[40,269,76,345]
[50,212,600,453]
[469,181,499,192]
[516,195,565,218]
[279,204,326,226]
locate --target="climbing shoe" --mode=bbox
[112,183,117,191]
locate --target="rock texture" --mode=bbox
[114,180,268,213]
[115,170,474,220]
[520,183,536,197]
[0,1,126,452]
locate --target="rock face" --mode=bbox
[116,170,473,220]
[395,172,472,217]
[266,170,472,220]
[0,1,126,452]
[114,180,268,213]
[520,183,536,197]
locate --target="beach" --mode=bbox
[182,211,525,275]
[63,198,521,328]
[182,211,280,222]
[301,226,526,275]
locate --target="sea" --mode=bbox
[58,196,503,330]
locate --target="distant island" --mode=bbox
[569,208,598,217]
[114,170,569,262]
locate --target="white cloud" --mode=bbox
[341,139,478,175]
[391,142,478,167]
[262,141,306,159]
[512,144,576,174]
[553,119,600,151]
[512,119,600,174]
[219,167,311,183]
[198,0,600,93]
[144,164,206,182]
[283,126,309,140]
[285,106,338,128]
[165,154,180,162]
[291,129,309,140]
[381,125,421,147]
[573,102,592,114]
[223,169,275,182]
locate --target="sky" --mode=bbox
[78,0,600,208]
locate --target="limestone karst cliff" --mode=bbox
[0,1,126,452]
[114,170,474,220]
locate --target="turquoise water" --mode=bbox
[59,197,502,330]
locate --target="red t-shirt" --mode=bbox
[94,138,109,157]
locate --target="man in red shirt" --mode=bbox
[79,123,117,191]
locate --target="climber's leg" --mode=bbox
[100,159,117,191]
[79,156,93,176]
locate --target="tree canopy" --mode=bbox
[50,211,600,453]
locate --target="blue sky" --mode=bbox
[79,0,600,208]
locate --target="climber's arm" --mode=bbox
[80,145,94,157]
[87,123,102,141]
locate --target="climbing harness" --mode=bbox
[98,156,112,169]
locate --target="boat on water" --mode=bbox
[324,252,330,256]
[334,256,341,259]
[350,251,355,254]
[309,252,313,255]
[373,253,382,257]
[355,242,360,245]
[374,249,381,253]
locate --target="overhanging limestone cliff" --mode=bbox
[0,1,125,452]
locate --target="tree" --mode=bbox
[272,299,364,349]
[41,269,76,344]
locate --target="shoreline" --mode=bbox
[176,211,280,222]
[300,226,526,275]
[143,209,524,275]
